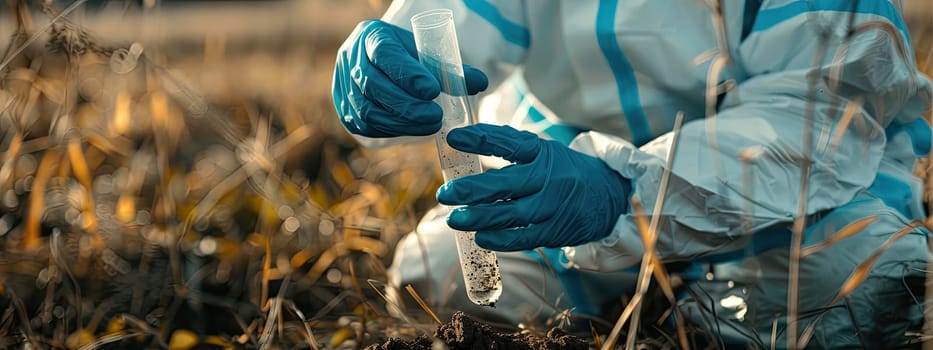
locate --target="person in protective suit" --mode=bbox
[332,0,933,348]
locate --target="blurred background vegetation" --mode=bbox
[0,1,930,349]
[0,1,454,349]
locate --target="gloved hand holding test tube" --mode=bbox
[410,9,502,307]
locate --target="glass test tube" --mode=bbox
[411,9,502,306]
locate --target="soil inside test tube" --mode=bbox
[455,230,501,306]
[412,8,503,307]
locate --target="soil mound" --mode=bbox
[367,311,587,350]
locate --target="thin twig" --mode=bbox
[366,279,424,329]
[51,230,83,330]
[628,113,687,350]
[283,300,322,350]
[824,98,863,158]
[800,215,878,257]
[7,289,41,349]
[77,332,149,350]
[0,0,91,72]
[591,322,604,348]
[349,261,383,317]
[603,292,642,350]
[797,221,922,348]
[787,27,831,350]
[405,284,442,326]
[534,247,559,277]
[925,221,933,350]
[604,112,685,350]
[258,274,290,349]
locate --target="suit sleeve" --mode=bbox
[564,0,933,270]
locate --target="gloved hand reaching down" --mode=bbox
[437,124,632,252]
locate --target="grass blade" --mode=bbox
[801,215,878,257]
[24,148,61,249]
[405,284,442,326]
[797,221,921,348]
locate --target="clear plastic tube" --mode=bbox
[411,9,502,307]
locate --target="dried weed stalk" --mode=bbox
[0,0,433,348]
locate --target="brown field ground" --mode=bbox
[0,1,931,349]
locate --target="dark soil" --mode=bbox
[366,312,587,350]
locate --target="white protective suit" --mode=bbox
[360,0,933,348]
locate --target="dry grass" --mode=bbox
[0,1,451,348]
[0,1,931,350]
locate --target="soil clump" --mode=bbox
[366,311,587,350]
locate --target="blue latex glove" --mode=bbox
[332,20,489,138]
[436,124,632,251]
